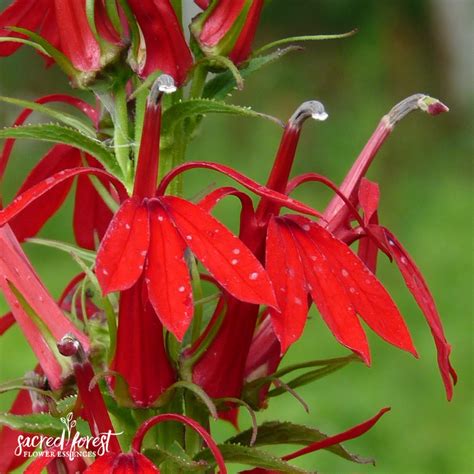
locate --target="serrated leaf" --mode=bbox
[195,444,310,473]
[161,99,282,147]
[148,444,209,472]
[203,46,302,100]
[0,96,96,137]
[0,413,64,436]
[227,421,373,465]
[0,124,120,176]
[55,395,78,416]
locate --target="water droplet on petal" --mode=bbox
[103,269,109,275]
[157,215,164,222]
[294,297,302,305]
[232,248,240,255]
[249,272,258,280]
[178,286,185,293]
[401,257,408,265]
[231,259,238,265]
[46,177,55,185]
[349,287,356,294]
[125,224,131,230]
[302,224,310,231]
[341,269,349,277]
[186,235,193,241]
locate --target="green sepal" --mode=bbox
[252,30,358,56]
[195,443,310,473]
[0,123,121,176]
[227,421,374,465]
[203,45,302,100]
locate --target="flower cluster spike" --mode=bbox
[0,0,456,470]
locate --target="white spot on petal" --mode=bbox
[349,287,356,294]
[186,235,193,241]
[157,215,164,222]
[178,286,185,293]
[103,269,109,275]
[125,224,131,230]
[249,272,258,280]
[302,224,310,231]
[401,257,408,265]
[341,269,349,277]
[232,248,241,255]
[294,297,302,305]
[231,259,238,265]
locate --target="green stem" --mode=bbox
[113,83,131,183]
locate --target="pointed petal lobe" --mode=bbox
[266,218,308,353]
[164,196,277,308]
[145,201,193,341]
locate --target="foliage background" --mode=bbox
[0,0,472,472]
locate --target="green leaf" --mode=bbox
[203,46,302,100]
[0,96,96,137]
[195,444,310,473]
[55,395,78,416]
[227,421,374,465]
[161,98,282,148]
[0,124,121,176]
[148,443,210,472]
[0,413,64,436]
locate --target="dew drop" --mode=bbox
[178,286,185,293]
[232,248,241,255]
[186,235,193,241]
[249,272,258,280]
[401,257,408,265]
[341,269,349,278]
[140,250,147,256]
[125,224,131,230]
[231,259,238,265]
[388,240,395,246]
[157,215,164,222]
[302,224,310,231]
[46,177,55,185]
[349,287,356,294]
[102,269,109,275]
[294,297,302,305]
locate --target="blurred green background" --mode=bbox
[0,0,472,472]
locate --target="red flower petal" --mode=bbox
[286,218,371,363]
[164,196,277,308]
[291,216,417,358]
[84,452,159,473]
[198,0,246,47]
[145,201,193,341]
[0,167,127,227]
[229,0,264,64]
[9,145,81,241]
[0,0,49,56]
[0,311,15,335]
[0,225,89,388]
[113,278,176,407]
[53,0,101,72]
[283,407,391,461]
[266,218,308,353]
[359,178,380,225]
[381,227,456,400]
[96,198,150,294]
[127,0,193,84]
[73,157,114,250]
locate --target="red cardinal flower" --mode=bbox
[96,75,277,342]
[0,0,123,85]
[126,0,193,85]
[320,94,455,400]
[191,0,264,63]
